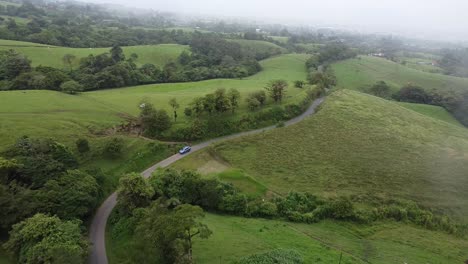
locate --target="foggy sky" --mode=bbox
[87,0,468,42]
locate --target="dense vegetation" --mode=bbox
[0,137,102,262]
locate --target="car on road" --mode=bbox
[179,146,191,154]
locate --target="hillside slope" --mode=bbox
[174,90,468,221]
[332,56,468,95]
[0,39,188,68]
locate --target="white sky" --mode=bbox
[87,0,468,41]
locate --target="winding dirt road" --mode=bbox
[88,97,325,264]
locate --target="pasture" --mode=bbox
[0,39,188,68]
[173,90,468,221]
[332,55,468,95]
[83,53,310,124]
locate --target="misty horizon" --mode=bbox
[83,0,468,42]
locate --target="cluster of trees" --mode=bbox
[0,2,191,48]
[1,37,267,91]
[172,85,323,141]
[184,88,240,117]
[166,34,262,82]
[0,137,106,263]
[438,49,468,77]
[112,172,212,263]
[0,47,155,91]
[115,168,466,246]
[367,81,468,127]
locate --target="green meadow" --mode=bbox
[332,55,468,94]
[173,90,468,222]
[0,39,188,68]
[83,53,310,124]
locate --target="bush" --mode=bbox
[103,138,124,159]
[219,193,248,215]
[246,200,278,218]
[235,249,303,264]
[60,80,84,94]
[75,138,89,153]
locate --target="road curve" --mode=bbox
[88,97,326,264]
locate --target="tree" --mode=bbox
[252,90,267,106]
[396,84,430,104]
[40,170,99,219]
[62,54,76,71]
[135,201,211,264]
[117,173,154,213]
[4,214,89,264]
[213,88,231,113]
[178,51,191,65]
[139,103,172,136]
[110,45,125,63]
[75,138,89,153]
[265,79,288,103]
[103,138,123,159]
[368,81,392,99]
[227,88,241,113]
[294,80,305,88]
[60,80,84,94]
[246,96,260,111]
[169,98,180,122]
[0,50,31,80]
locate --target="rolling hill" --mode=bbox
[0,39,188,68]
[332,55,468,95]
[173,89,468,222]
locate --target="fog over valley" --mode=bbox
[87,0,468,42]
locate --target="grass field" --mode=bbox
[332,55,468,95]
[228,39,287,55]
[83,53,310,124]
[398,102,463,126]
[0,39,188,68]
[173,90,468,221]
[108,211,468,264]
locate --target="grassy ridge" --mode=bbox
[83,53,310,122]
[332,55,468,94]
[174,90,468,221]
[398,102,463,126]
[0,39,188,68]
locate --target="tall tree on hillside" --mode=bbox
[228,88,241,113]
[62,54,77,71]
[169,98,180,122]
[135,201,211,264]
[110,45,125,63]
[265,79,288,103]
[117,173,154,213]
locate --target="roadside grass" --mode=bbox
[84,53,310,125]
[174,90,468,221]
[0,39,188,68]
[332,55,468,95]
[398,102,463,127]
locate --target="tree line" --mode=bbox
[366,81,468,127]
[111,168,467,263]
[0,34,267,92]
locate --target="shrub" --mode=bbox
[103,138,124,159]
[294,80,305,88]
[60,80,84,94]
[246,200,278,218]
[219,193,248,215]
[235,249,303,264]
[75,138,89,153]
[368,81,392,99]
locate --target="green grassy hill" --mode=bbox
[398,102,463,126]
[174,89,468,221]
[167,89,468,263]
[332,55,468,95]
[83,53,310,123]
[0,39,188,68]
[229,39,287,56]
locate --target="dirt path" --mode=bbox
[88,97,326,264]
